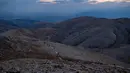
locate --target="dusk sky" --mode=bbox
[0,0,130,20]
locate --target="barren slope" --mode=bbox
[0,35,128,67]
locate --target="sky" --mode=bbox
[0,0,130,21]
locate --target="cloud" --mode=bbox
[39,0,69,3]
[38,0,86,3]
[88,0,130,4]
[39,0,56,3]
[38,0,130,4]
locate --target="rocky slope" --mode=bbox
[0,59,130,73]
[0,35,126,66]
[0,35,129,72]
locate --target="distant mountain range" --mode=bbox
[1,8,130,22]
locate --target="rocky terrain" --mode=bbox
[0,35,126,65]
[0,16,130,73]
[0,59,130,73]
[0,35,129,73]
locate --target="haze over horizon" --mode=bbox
[0,0,130,21]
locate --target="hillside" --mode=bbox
[0,35,126,66]
[51,16,130,48]
[0,34,129,72]
[0,16,130,72]
[1,16,130,64]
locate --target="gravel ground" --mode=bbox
[0,58,130,73]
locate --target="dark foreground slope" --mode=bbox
[0,35,125,66]
[0,35,130,73]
